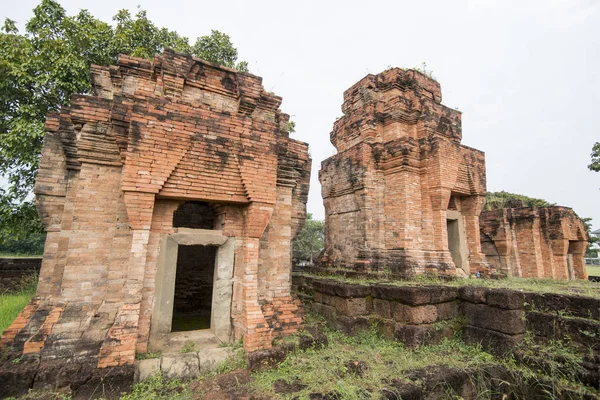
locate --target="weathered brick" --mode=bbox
[486,289,525,310]
[458,286,488,304]
[1,50,311,387]
[401,305,438,325]
[318,68,488,276]
[480,207,588,280]
[463,303,525,335]
[373,299,393,319]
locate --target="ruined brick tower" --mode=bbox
[480,206,588,279]
[0,50,310,392]
[319,69,487,276]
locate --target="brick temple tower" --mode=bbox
[319,68,488,276]
[0,50,310,395]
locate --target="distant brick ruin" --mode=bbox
[0,258,41,292]
[0,50,310,395]
[319,69,487,276]
[480,207,588,279]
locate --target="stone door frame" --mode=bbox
[446,210,469,276]
[148,228,234,349]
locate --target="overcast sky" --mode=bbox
[3,0,599,228]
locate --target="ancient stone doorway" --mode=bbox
[149,229,234,350]
[567,241,577,280]
[446,210,469,276]
[172,244,217,332]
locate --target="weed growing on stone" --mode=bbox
[272,333,301,347]
[135,351,161,360]
[216,347,247,374]
[179,341,196,353]
[415,275,600,298]
[246,310,600,399]
[411,61,437,81]
[432,315,467,332]
[218,337,243,349]
[121,374,189,400]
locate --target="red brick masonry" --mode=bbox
[480,206,588,279]
[319,69,487,276]
[0,50,310,377]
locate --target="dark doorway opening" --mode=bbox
[567,241,576,280]
[447,219,464,271]
[171,244,217,332]
[173,201,214,229]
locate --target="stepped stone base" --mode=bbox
[135,347,232,382]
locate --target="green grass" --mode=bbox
[586,264,600,277]
[251,310,599,399]
[450,275,600,297]
[298,271,600,298]
[117,310,599,399]
[252,327,495,399]
[0,275,37,334]
[121,374,190,400]
[135,351,162,360]
[0,253,42,258]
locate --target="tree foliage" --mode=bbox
[484,191,555,211]
[293,213,325,264]
[582,217,599,258]
[0,0,248,243]
[589,142,600,172]
[0,232,45,256]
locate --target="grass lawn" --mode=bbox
[0,292,33,333]
[0,253,42,258]
[0,276,37,334]
[586,264,600,277]
[296,271,600,298]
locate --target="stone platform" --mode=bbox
[293,273,600,387]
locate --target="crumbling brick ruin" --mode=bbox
[0,50,310,395]
[480,207,588,279]
[319,69,487,276]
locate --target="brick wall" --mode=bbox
[0,258,41,292]
[480,207,588,279]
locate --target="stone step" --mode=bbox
[162,329,220,354]
[135,346,233,382]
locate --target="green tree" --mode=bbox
[192,30,248,72]
[589,142,600,172]
[0,0,248,245]
[582,217,599,258]
[293,213,325,264]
